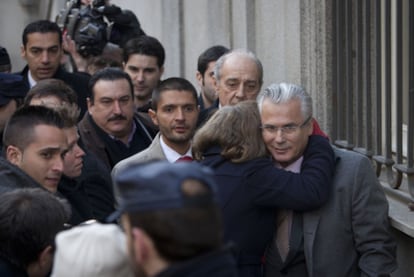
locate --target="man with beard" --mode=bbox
[78,68,156,170]
[113,77,199,176]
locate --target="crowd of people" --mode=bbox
[0,3,397,277]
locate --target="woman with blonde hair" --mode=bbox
[192,100,334,277]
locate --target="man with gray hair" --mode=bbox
[257,83,397,276]
[197,49,327,137]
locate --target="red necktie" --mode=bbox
[175,156,193,162]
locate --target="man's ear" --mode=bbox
[132,228,148,264]
[20,45,26,60]
[86,97,93,113]
[212,75,219,97]
[38,245,53,268]
[26,245,54,277]
[196,71,203,87]
[307,118,314,136]
[6,145,22,165]
[148,109,159,126]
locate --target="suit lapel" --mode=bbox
[302,209,321,277]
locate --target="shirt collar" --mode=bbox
[159,135,192,163]
[108,119,137,147]
[27,70,37,88]
[275,156,304,173]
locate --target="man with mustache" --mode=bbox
[78,68,156,170]
[113,77,199,176]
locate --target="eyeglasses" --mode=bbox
[260,116,312,135]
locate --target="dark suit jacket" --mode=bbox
[18,65,90,118]
[58,152,115,225]
[196,99,218,128]
[302,147,397,277]
[198,135,335,277]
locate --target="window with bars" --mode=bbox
[331,0,414,207]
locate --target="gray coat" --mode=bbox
[112,132,166,178]
[303,147,397,277]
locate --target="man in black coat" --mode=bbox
[18,20,90,118]
[109,161,238,277]
[25,82,116,225]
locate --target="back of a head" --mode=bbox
[123,35,165,67]
[257,82,313,119]
[0,188,70,270]
[0,46,11,73]
[193,100,267,162]
[3,105,64,152]
[52,223,134,277]
[86,56,123,75]
[197,45,230,75]
[151,77,198,110]
[113,161,223,262]
[22,20,62,47]
[24,79,78,106]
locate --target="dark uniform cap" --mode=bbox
[0,46,11,66]
[107,161,218,222]
[0,73,27,106]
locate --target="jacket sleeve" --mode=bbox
[350,156,397,276]
[249,135,335,211]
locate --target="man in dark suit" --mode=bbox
[18,20,90,118]
[257,83,397,276]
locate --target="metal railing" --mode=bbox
[331,0,414,209]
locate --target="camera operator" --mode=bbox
[95,0,146,48]
[58,0,145,74]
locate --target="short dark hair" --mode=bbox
[22,20,62,47]
[0,188,70,270]
[3,105,64,151]
[197,45,230,76]
[0,46,11,73]
[126,179,222,262]
[24,79,78,106]
[151,77,198,110]
[123,36,165,68]
[88,68,134,103]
